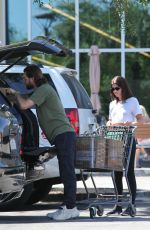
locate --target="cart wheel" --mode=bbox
[97,205,104,216]
[89,207,96,218]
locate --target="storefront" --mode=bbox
[0,0,150,115]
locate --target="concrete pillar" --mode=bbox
[0,0,6,46]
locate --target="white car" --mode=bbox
[0,37,97,209]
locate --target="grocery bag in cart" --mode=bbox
[75,134,124,172]
[75,126,135,172]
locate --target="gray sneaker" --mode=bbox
[52,206,80,221]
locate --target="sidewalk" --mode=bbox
[51,168,150,201]
[77,168,150,200]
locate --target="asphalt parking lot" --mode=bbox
[0,168,150,230]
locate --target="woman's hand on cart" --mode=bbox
[106,121,131,126]
[106,120,112,126]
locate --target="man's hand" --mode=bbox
[5,88,19,103]
[5,88,18,95]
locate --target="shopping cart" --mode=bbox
[75,125,136,218]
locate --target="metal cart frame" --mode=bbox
[75,126,136,218]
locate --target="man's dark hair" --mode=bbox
[24,64,47,87]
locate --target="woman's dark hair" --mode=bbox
[24,64,47,87]
[110,76,133,102]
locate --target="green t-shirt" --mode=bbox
[30,83,74,143]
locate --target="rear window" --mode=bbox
[2,73,57,95]
[61,73,92,109]
[1,73,33,95]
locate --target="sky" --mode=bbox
[8,0,45,41]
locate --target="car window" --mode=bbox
[2,73,58,95]
[61,73,92,109]
[1,73,33,94]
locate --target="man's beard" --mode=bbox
[26,83,34,89]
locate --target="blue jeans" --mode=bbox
[53,132,77,209]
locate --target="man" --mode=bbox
[8,64,79,221]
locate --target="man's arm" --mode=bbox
[6,88,35,110]
[16,94,35,110]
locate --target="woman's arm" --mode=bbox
[106,120,112,126]
[111,114,150,126]
[134,114,150,125]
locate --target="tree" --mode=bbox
[33,0,150,116]
[33,0,148,33]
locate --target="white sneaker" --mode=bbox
[47,206,65,219]
[52,206,80,221]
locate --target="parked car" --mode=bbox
[0,37,97,210]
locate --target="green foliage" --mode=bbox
[126,52,150,115]
[33,0,149,36]
[112,0,149,35]
[33,0,44,7]
[33,0,71,6]
[33,0,149,37]
[32,0,150,117]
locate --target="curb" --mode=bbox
[43,168,150,203]
[44,187,150,203]
[90,168,150,177]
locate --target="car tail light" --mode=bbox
[41,131,47,139]
[20,135,23,155]
[65,108,79,135]
[19,126,23,156]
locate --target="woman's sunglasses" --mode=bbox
[111,87,120,92]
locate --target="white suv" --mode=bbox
[0,37,97,209]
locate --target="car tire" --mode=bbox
[25,179,52,205]
[0,183,33,211]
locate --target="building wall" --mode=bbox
[0,0,6,46]
[1,1,150,115]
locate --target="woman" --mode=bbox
[106,76,144,217]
